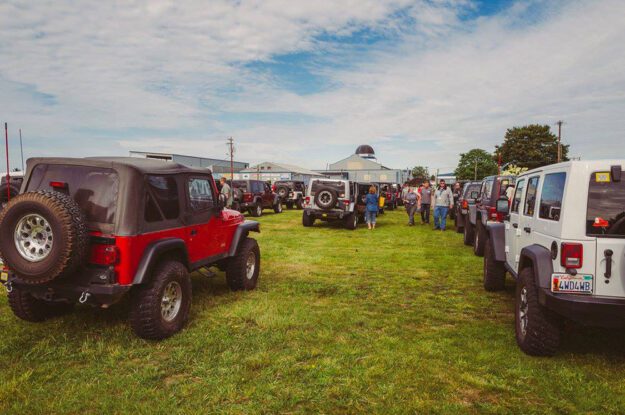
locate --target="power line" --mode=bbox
[226,137,235,179]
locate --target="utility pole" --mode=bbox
[556,120,564,163]
[474,159,478,180]
[19,128,24,172]
[226,137,235,179]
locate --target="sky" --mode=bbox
[1,0,624,173]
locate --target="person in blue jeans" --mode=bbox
[433,179,454,231]
[365,186,379,230]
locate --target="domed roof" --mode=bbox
[355,144,375,155]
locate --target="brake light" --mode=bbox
[243,192,253,202]
[462,200,468,209]
[561,243,583,269]
[386,192,392,198]
[489,206,499,220]
[90,244,119,266]
[343,200,350,206]
[272,184,276,192]
[305,196,310,204]
[49,181,67,189]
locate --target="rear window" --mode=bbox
[26,164,118,224]
[587,171,625,237]
[232,181,248,191]
[311,180,347,197]
[463,184,480,199]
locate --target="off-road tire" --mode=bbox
[344,213,358,230]
[296,198,304,209]
[226,238,260,291]
[0,190,89,285]
[483,237,506,291]
[455,214,464,234]
[273,202,283,214]
[250,203,263,217]
[464,222,475,246]
[130,260,192,340]
[314,188,338,210]
[474,222,486,256]
[302,212,315,227]
[515,267,562,356]
[8,286,74,322]
[276,186,289,200]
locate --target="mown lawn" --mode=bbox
[2,209,625,414]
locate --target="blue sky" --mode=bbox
[1,0,624,172]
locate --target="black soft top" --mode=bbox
[26,157,209,175]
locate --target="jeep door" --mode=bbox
[184,175,228,260]
[505,177,526,273]
[262,182,273,207]
[518,175,541,257]
[588,171,625,297]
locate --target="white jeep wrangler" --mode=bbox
[483,160,625,356]
[302,179,359,230]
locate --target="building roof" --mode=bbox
[129,150,247,166]
[240,162,323,176]
[328,154,390,171]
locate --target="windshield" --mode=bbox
[587,172,625,237]
[26,164,119,225]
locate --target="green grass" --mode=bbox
[2,209,625,414]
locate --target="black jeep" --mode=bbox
[273,180,305,209]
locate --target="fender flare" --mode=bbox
[519,244,554,289]
[228,220,260,257]
[133,238,189,285]
[485,222,506,262]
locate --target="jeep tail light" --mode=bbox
[343,200,350,206]
[462,200,468,209]
[90,244,120,266]
[243,192,253,202]
[272,184,276,192]
[561,243,583,269]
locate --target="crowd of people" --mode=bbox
[400,179,459,231]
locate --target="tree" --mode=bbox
[496,124,569,169]
[501,164,528,177]
[455,149,498,180]
[411,165,429,179]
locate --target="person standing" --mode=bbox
[433,179,454,231]
[420,180,432,224]
[403,187,419,226]
[365,185,379,230]
[219,177,233,208]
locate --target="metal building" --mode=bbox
[238,162,325,184]
[316,145,410,183]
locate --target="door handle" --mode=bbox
[190,229,198,236]
[512,223,518,229]
[523,227,531,234]
[605,249,614,278]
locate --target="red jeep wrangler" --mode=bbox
[0,157,261,340]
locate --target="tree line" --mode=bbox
[411,124,570,181]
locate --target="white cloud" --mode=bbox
[0,0,623,172]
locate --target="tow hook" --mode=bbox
[4,281,13,293]
[79,291,91,304]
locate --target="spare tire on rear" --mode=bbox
[314,187,338,210]
[276,186,289,199]
[0,190,89,285]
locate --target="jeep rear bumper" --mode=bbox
[539,289,625,327]
[304,208,348,220]
[6,273,131,307]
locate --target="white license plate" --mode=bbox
[551,273,593,294]
[0,272,7,283]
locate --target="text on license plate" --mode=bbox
[0,272,7,283]
[551,273,593,294]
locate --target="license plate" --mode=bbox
[322,213,328,217]
[0,272,7,283]
[551,273,593,294]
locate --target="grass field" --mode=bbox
[2,209,625,414]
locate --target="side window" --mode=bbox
[145,175,180,222]
[481,180,493,200]
[188,177,215,211]
[524,176,540,217]
[539,173,566,221]
[511,179,525,213]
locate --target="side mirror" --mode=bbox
[496,197,509,215]
[217,193,227,209]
